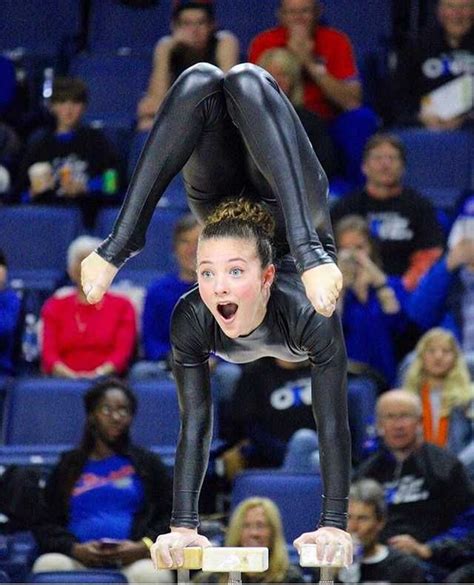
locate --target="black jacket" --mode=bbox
[355,442,474,542]
[34,444,172,555]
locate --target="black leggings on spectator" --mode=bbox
[97,62,336,274]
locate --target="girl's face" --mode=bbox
[197,237,275,339]
[422,337,456,378]
[240,506,272,549]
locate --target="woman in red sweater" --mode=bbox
[41,236,137,378]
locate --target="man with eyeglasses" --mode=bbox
[354,389,473,548]
[249,0,378,188]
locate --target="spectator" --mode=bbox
[407,211,474,351]
[386,528,474,583]
[223,358,317,474]
[249,0,378,188]
[32,378,173,583]
[0,122,21,201]
[193,497,305,583]
[391,0,474,129]
[403,328,474,455]
[355,389,473,543]
[331,133,445,291]
[0,248,21,376]
[256,48,340,179]
[338,478,426,583]
[16,77,121,228]
[41,236,137,379]
[141,213,201,366]
[137,0,240,130]
[335,214,408,386]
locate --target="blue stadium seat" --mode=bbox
[2,378,89,445]
[323,0,393,63]
[231,471,322,543]
[88,0,172,55]
[215,0,279,55]
[29,571,127,583]
[0,0,80,57]
[131,379,182,448]
[94,206,185,283]
[131,379,221,449]
[0,207,81,290]
[69,54,151,127]
[394,129,474,200]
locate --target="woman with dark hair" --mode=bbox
[137,0,240,130]
[137,198,352,569]
[32,378,173,583]
[81,61,342,319]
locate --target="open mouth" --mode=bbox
[217,302,238,321]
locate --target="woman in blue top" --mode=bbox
[32,378,173,583]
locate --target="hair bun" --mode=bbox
[206,198,275,239]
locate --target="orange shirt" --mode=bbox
[421,382,449,447]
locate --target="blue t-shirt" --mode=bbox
[68,454,144,542]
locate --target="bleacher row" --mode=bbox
[1,125,473,291]
[2,0,392,140]
[0,373,324,582]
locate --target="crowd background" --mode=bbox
[0,0,473,583]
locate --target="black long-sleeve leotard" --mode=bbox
[170,270,350,531]
[95,62,336,273]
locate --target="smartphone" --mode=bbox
[100,539,120,549]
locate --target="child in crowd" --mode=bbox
[16,77,120,228]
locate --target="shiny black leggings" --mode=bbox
[98,63,336,273]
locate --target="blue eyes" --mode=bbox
[200,268,243,278]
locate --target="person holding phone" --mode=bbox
[32,378,173,583]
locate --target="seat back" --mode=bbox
[231,471,322,543]
[29,570,127,583]
[0,0,80,57]
[395,129,473,195]
[323,0,393,62]
[88,0,172,55]
[0,206,81,288]
[70,54,150,126]
[94,207,185,281]
[3,378,89,445]
[215,0,279,54]
[131,379,220,448]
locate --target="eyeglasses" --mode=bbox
[98,405,131,418]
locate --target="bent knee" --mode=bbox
[224,63,276,97]
[177,62,224,92]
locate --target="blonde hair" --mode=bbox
[403,328,474,416]
[256,48,304,107]
[224,497,289,583]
